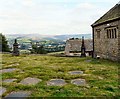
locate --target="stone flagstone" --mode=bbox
[71,79,86,86]
[68,70,83,75]
[0,87,6,96]
[5,91,31,98]
[3,79,17,83]
[85,60,92,62]
[20,77,42,85]
[47,79,67,86]
[9,63,20,67]
[0,68,19,73]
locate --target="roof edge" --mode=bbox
[91,17,120,27]
[91,3,120,27]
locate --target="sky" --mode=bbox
[0,0,119,35]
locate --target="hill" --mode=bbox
[5,33,92,41]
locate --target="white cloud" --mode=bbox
[21,0,35,6]
[0,0,118,35]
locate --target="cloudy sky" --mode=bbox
[0,0,119,35]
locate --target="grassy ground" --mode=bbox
[1,53,120,97]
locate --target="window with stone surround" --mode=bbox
[106,27,117,39]
[96,29,101,39]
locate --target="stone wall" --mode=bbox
[93,20,120,61]
[118,20,120,62]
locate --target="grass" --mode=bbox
[1,53,120,97]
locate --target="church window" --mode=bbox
[106,27,117,39]
[96,29,101,39]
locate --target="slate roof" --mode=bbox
[66,39,93,51]
[92,3,120,27]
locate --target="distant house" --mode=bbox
[91,2,120,61]
[64,38,93,56]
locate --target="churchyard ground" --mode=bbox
[1,53,119,97]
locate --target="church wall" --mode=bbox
[93,20,119,61]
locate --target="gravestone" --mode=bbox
[0,87,6,96]
[20,77,42,85]
[5,91,31,98]
[71,79,86,86]
[47,79,66,86]
[80,36,86,57]
[85,60,92,62]
[3,79,17,83]
[9,63,19,67]
[68,71,83,75]
[12,39,19,56]
[0,68,19,73]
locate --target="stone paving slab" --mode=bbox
[85,60,92,62]
[71,79,86,86]
[9,63,20,67]
[5,91,31,98]
[0,87,6,96]
[47,79,67,86]
[0,68,19,73]
[68,71,83,75]
[3,79,17,83]
[20,77,42,85]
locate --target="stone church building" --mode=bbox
[91,2,120,61]
[65,38,93,56]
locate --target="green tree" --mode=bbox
[32,44,47,54]
[0,33,10,52]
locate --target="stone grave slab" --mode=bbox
[9,63,19,67]
[3,79,17,83]
[71,79,86,86]
[85,60,92,62]
[0,68,19,73]
[20,77,42,85]
[68,71,83,75]
[0,87,6,96]
[5,91,31,98]
[47,79,66,86]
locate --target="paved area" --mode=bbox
[71,79,86,86]
[47,79,67,86]
[3,79,17,83]
[0,87,6,96]
[0,68,19,73]
[5,91,31,98]
[20,77,42,85]
[68,70,83,75]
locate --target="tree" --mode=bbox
[32,44,47,54]
[0,33,10,52]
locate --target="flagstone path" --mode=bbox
[0,87,6,96]
[71,79,86,86]
[85,60,92,62]
[1,67,87,97]
[3,79,17,83]
[5,91,31,98]
[47,79,67,86]
[0,68,19,73]
[20,77,42,85]
[68,70,83,75]
[8,63,20,67]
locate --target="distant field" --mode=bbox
[1,54,119,97]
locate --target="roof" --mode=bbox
[65,39,93,51]
[92,3,120,27]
